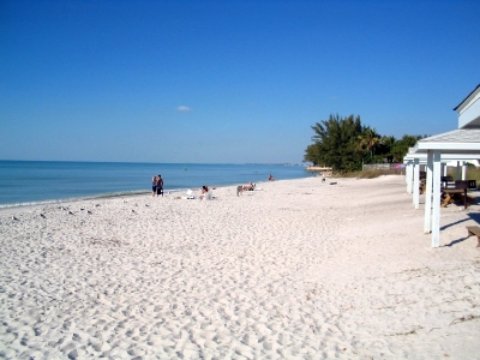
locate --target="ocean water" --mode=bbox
[0,161,311,207]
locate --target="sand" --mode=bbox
[0,175,479,359]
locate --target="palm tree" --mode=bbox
[307,114,364,171]
[358,127,380,163]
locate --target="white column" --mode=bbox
[424,151,433,233]
[413,158,420,209]
[406,161,413,194]
[462,162,467,180]
[456,161,462,179]
[404,161,409,184]
[432,151,442,247]
[442,163,448,177]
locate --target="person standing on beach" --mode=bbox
[156,175,164,197]
[151,175,157,196]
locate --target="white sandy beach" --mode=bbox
[0,175,479,359]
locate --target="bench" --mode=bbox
[442,180,474,209]
[466,226,480,247]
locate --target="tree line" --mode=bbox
[304,114,424,172]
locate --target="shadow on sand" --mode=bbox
[442,212,480,247]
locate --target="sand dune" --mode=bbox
[1,175,479,359]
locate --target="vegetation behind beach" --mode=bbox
[305,114,425,172]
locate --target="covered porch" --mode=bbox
[412,129,480,247]
[404,84,480,247]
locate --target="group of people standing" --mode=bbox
[151,175,164,197]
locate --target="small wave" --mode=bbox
[0,190,151,209]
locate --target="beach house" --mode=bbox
[404,84,480,247]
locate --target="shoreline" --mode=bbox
[0,160,311,209]
[0,190,152,210]
[1,175,479,358]
[0,181,264,210]
[0,180,307,210]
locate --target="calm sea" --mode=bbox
[0,161,311,207]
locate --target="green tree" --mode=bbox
[305,114,364,172]
[305,114,425,170]
[377,136,396,163]
[357,127,380,163]
[304,143,321,165]
[390,135,423,162]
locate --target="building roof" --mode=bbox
[453,83,480,111]
[406,85,480,158]
[414,128,480,152]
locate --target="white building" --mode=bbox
[404,84,480,247]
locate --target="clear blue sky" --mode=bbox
[1,0,479,163]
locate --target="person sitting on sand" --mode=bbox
[237,182,256,196]
[244,182,255,191]
[268,174,274,181]
[199,185,212,200]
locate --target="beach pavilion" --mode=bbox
[404,84,480,247]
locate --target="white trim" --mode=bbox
[417,142,480,151]
[455,85,480,113]
[404,153,480,162]
[459,97,480,128]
